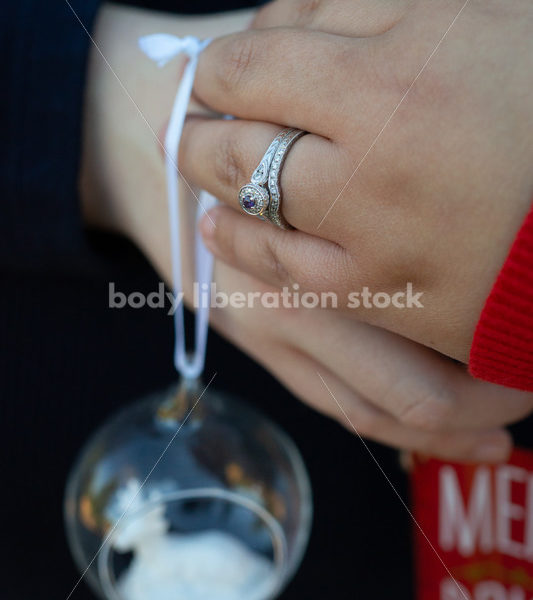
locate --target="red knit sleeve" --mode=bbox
[469,204,533,391]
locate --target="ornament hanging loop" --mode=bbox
[139,34,215,381]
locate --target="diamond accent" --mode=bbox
[239,128,304,227]
[239,183,269,216]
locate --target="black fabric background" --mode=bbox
[0,1,415,598]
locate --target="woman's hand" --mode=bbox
[79,2,533,462]
[206,260,533,463]
[179,0,533,362]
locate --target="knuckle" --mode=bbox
[213,135,247,190]
[218,34,258,92]
[394,379,455,431]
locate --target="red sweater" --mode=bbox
[469,204,533,390]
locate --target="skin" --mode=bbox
[80,3,533,462]
[175,0,533,363]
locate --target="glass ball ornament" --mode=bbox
[64,379,313,600]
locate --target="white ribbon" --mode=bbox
[139,34,215,380]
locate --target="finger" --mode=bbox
[195,28,369,138]
[252,0,410,37]
[180,116,347,236]
[266,345,512,463]
[287,314,533,432]
[200,205,358,296]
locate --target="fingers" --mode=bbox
[180,116,346,236]
[194,28,369,138]
[200,205,357,295]
[204,263,521,463]
[268,345,512,463]
[252,0,410,37]
[286,314,533,432]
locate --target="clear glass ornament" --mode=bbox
[64,378,312,600]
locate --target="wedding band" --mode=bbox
[267,129,307,230]
[238,128,296,219]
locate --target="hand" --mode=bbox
[179,0,533,362]
[80,2,533,462]
[209,260,533,463]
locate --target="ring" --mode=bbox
[238,128,296,219]
[267,129,307,230]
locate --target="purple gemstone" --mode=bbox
[243,194,256,209]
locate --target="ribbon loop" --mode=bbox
[139,34,214,380]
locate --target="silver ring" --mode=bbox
[267,129,307,230]
[238,128,296,219]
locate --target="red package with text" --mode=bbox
[412,450,533,600]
